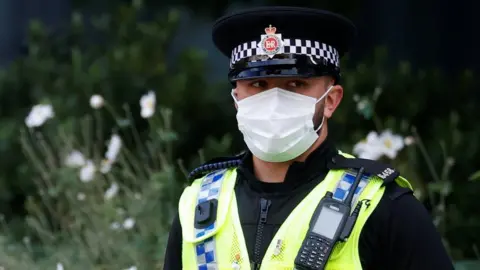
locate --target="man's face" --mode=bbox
[233,76,344,127]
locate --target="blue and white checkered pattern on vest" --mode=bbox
[194,169,227,270]
[192,169,370,269]
[332,171,370,207]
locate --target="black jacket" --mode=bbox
[164,140,454,270]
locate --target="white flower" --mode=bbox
[353,130,404,160]
[22,236,30,244]
[25,104,54,128]
[446,157,455,166]
[56,263,64,270]
[124,266,137,270]
[79,160,96,182]
[357,148,384,160]
[89,94,104,109]
[65,150,86,167]
[140,91,156,118]
[353,131,383,160]
[123,217,135,230]
[378,130,404,159]
[77,192,86,201]
[100,159,113,174]
[353,94,360,102]
[373,86,383,99]
[404,136,415,146]
[105,134,122,162]
[110,222,121,230]
[104,182,119,200]
[356,99,369,112]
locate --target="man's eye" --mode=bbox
[250,80,267,88]
[288,80,307,88]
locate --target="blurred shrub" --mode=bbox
[0,0,234,238]
[0,99,189,269]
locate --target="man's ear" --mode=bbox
[323,85,343,118]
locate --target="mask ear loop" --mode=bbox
[231,89,239,104]
[315,117,326,132]
[314,85,334,132]
[315,85,334,105]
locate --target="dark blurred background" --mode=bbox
[1,0,479,74]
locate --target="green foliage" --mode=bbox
[0,1,235,267]
[469,170,480,182]
[0,0,231,234]
[0,104,184,269]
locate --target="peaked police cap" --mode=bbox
[212,6,357,82]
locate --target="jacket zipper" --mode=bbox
[253,198,271,270]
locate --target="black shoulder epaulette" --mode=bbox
[187,151,246,180]
[327,154,400,185]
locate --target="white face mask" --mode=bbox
[232,85,333,162]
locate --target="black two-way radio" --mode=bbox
[294,167,366,270]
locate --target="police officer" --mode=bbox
[164,6,454,270]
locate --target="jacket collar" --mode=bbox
[237,136,338,194]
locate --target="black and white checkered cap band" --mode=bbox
[230,39,339,68]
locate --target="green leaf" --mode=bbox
[427,181,452,196]
[454,260,480,270]
[468,170,480,181]
[28,20,45,35]
[132,0,143,10]
[399,61,411,75]
[71,11,83,27]
[116,118,131,128]
[25,216,55,243]
[168,8,180,24]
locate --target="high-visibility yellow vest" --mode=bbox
[179,152,412,269]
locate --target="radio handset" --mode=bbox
[294,167,366,270]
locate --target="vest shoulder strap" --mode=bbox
[327,153,400,185]
[181,168,237,242]
[180,168,237,269]
[331,169,373,208]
